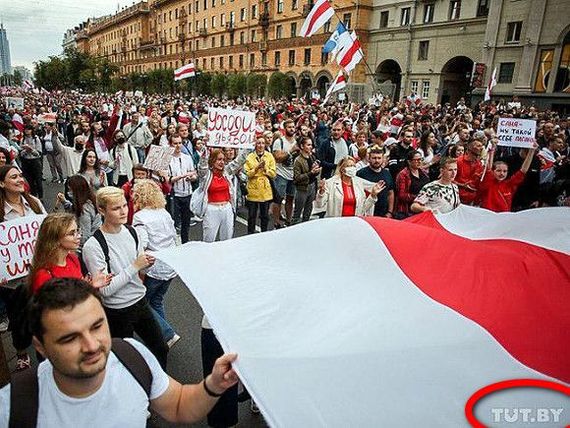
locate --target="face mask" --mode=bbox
[98,129,105,137]
[344,166,357,178]
[74,143,84,151]
[116,137,125,144]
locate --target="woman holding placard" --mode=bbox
[0,165,47,371]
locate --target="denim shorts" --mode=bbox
[273,175,295,201]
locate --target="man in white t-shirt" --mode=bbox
[0,278,238,428]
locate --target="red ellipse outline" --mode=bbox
[465,379,570,428]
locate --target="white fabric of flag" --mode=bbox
[323,70,347,104]
[484,67,497,102]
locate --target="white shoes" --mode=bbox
[167,333,181,349]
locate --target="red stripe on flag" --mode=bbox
[339,39,361,67]
[175,66,195,78]
[364,215,570,383]
[304,1,331,37]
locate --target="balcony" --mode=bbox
[199,28,208,36]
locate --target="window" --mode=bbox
[220,57,224,68]
[195,39,199,50]
[240,31,245,44]
[230,33,234,45]
[229,56,233,68]
[210,58,214,68]
[343,13,352,29]
[323,21,331,33]
[230,11,235,24]
[252,4,258,18]
[203,18,207,29]
[220,35,225,46]
[292,0,298,9]
[418,41,429,60]
[506,22,522,43]
[275,51,281,66]
[212,0,216,6]
[276,25,283,39]
[422,81,430,99]
[288,49,295,66]
[554,43,570,92]
[291,22,297,37]
[211,37,216,48]
[498,62,515,83]
[250,53,255,67]
[449,1,461,20]
[304,48,311,65]
[203,0,207,10]
[175,9,178,19]
[221,14,226,26]
[277,0,284,13]
[169,11,172,20]
[401,7,411,26]
[251,30,256,42]
[239,54,244,68]
[212,16,216,27]
[240,8,247,21]
[380,11,389,28]
[321,52,328,65]
[262,52,267,66]
[410,80,419,94]
[423,4,434,23]
[477,0,489,17]
[195,0,199,12]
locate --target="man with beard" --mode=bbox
[123,112,153,163]
[53,134,87,177]
[271,119,299,228]
[356,146,394,217]
[0,278,238,427]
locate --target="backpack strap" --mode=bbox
[92,229,111,274]
[92,226,138,275]
[9,367,39,428]
[111,338,152,398]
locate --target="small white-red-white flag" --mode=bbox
[405,92,422,106]
[337,32,363,73]
[300,0,334,38]
[174,62,196,81]
[323,70,347,104]
[484,67,497,102]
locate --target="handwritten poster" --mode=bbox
[497,118,536,148]
[207,108,255,148]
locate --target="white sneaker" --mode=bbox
[167,334,181,349]
[0,318,8,333]
[191,216,203,222]
[250,400,260,414]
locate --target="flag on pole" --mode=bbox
[300,0,334,38]
[336,32,363,73]
[323,70,347,104]
[174,62,196,81]
[322,22,350,61]
[22,80,35,91]
[484,67,497,102]
[156,206,569,426]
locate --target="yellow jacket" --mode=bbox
[244,151,277,202]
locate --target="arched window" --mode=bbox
[554,32,570,93]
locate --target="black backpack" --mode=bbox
[9,338,153,428]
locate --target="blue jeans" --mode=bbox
[144,276,175,341]
[136,147,146,163]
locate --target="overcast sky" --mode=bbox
[2,0,134,72]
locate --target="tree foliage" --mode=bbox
[211,73,227,98]
[227,73,247,98]
[267,72,289,99]
[246,73,267,98]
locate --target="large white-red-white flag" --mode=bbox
[323,70,347,104]
[299,0,334,38]
[484,67,498,102]
[157,206,570,427]
[174,62,196,81]
[336,31,363,73]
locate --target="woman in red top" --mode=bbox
[479,142,537,212]
[29,213,110,294]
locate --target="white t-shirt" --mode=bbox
[272,136,295,181]
[0,339,169,428]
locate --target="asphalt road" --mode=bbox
[1,177,269,428]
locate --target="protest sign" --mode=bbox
[134,90,143,97]
[143,145,174,171]
[497,118,536,148]
[5,97,24,110]
[37,113,58,124]
[207,107,255,148]
[0,215,46,284]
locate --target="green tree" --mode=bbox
[196,72,212,96]
[12,70,23,86]
[246,73,267,98]
[267,71,288,99]
[211,73,227,97]
[227,73,247,99]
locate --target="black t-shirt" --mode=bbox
[356,167,394,216]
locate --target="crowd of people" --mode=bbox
[0,86,568,427]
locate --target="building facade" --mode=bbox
[475,0,570,111]
[71,0,371,97]
[0,23,12,75]
[368,0,489,105]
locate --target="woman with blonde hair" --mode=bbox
[132,179,180,347]
[315,156,385,217]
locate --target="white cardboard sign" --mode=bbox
[5,97,24,110]
[497,118,536,148]
[143,145,174,171]
[207,107,255,148]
